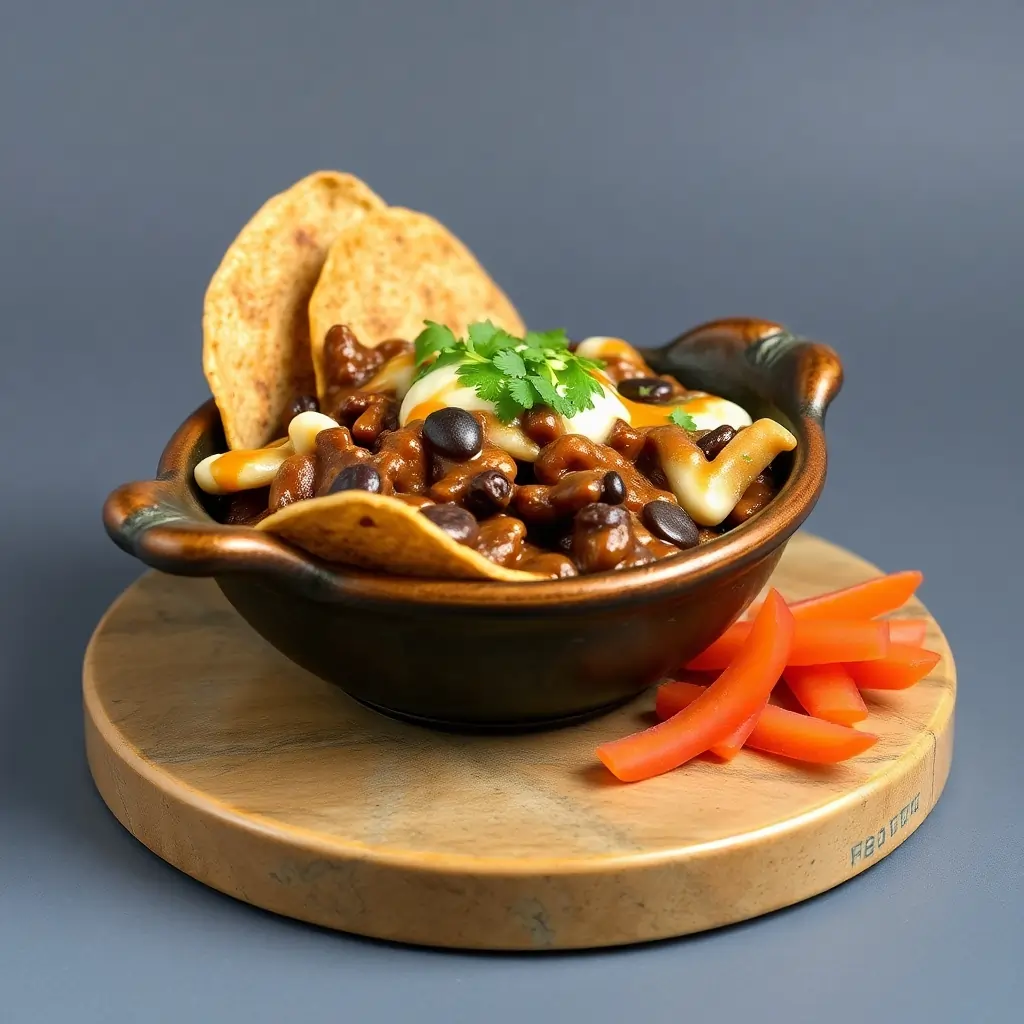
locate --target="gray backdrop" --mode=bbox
[1,2,1021,1021]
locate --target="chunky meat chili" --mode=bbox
[205,325,798,580]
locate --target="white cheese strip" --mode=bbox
[288,411,342,455]
[194,440,296,495]
[648,419,797,526]
[680,395,753,432]
[364,350,416,399]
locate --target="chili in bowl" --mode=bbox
[102,171,841,729]
[105,316,841,729]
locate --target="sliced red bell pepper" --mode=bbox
[709,706,764,760]
[887,618,928,647]
[783,664,867,725]
[687,618,889,671]
[656,681,878,764]
[788,570,923,621]
[845,644,941,690]
[596,590,794,782]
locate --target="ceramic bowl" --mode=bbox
[103,318,842,729]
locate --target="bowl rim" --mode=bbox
[104,318,843,609]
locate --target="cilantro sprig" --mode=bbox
[668,407,697,431]
[412,321,606,423]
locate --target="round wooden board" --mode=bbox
[84,533,955,950]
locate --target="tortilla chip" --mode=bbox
[257,492,542,581]
[307,207,525,398]
[203,171,385,450]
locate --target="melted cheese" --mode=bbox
[288,411,341,454]
[399,339,758,460]
[195,440,295,494]
[649,419,797,525]
[364,350,415,399]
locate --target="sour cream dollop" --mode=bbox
[397,337,754,458]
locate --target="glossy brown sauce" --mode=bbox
[219,327,786,577]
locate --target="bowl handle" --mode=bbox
[102,400,337,594]
[642,317,843,422]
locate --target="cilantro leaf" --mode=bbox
[524,329,570,351]
[506,376,536,408]
[412,347,463,383]
[467,320,499,350]
[411,321,612,424]
[414,321,458,366]
[669,407,698,430]
[457,360,505,402]
[557,361,603,412]
[493,390,526,423]
[492,348,527,378]
[529,374,573,417]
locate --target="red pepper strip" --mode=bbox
[788,570,923,621]
[783,664,867,725]
[709,704,764,760]
[687,618,889,671]
[887,618,928,647]
[597,590,794,782]
[656,682,878,764]
[845,644,941,690]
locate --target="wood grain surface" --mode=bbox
[83,533,955,949]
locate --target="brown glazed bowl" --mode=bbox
[103,318,842,730]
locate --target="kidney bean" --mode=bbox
[374,423,430,495]
[513,471,606,525]
[473,515,527,567]
[285,394,319,423]
[696,424,737,460]
[571,502,633,573]
[616,377,675,403]
[430,440,517,505]
[519,550,579,578]
[605,419,645,460]
[464,469,514,518]
[314,426,374,495]
[269,453,317,510]
[602,471,626,504]
[726,474,776,525]
[420,503,480,546]
[423,408,484,461]
[642,500,700,549]
[327,463,383,495]
[520,406,565,447]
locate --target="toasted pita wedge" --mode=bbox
[257,492,542,581]
[203,171,385,449]
[307,206,525,398]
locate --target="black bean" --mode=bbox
[642,500,700,549]
[575,502,630,529]
[327,463,382,495]
[616,376,674,403]
[422,407,483,461]
[420,503,480,545]
[696,425,736,460]
[464,469,513,518]
[601,471,626,505]
[284,393,320,425]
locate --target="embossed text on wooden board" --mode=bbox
[850,792,921,867]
